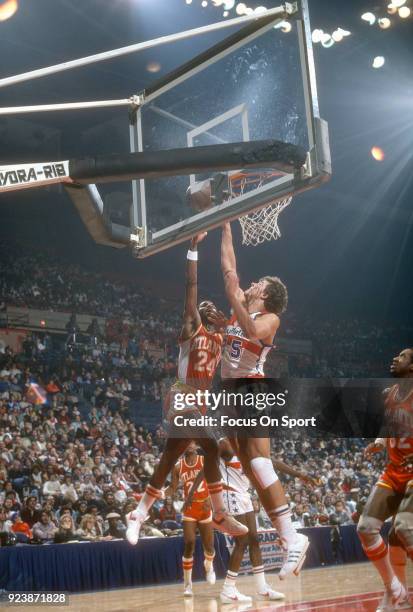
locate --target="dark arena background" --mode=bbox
[0,1,412,611]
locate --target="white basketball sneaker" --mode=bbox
[205,568,216,585]
[278,533,309,580]
[220,586,252,604]
[184,583,193,597]
[212,511,248,537]
[125,510,144,546]
[257,585,285,600]
[376,583,412,611]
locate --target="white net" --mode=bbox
[229,171,293,247]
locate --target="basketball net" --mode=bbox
[229,171,292,247]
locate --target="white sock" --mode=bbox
[224,570,238,589]
[268,504,297,547]
[136,484,161,519]
[183,556,193,586]
[253,565,266,592]
[204,551,215,573]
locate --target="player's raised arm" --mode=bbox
[180,233,207,341]
[221,223,243,299]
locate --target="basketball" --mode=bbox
[186,179,213,212]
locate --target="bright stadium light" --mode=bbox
[211,0,224,5]
[387,3,398,14]
[398,6,411,17]
[392,0,407,6]
[332,29,344,42]
[371,146,385,161]
[281,20,292,33]
[235,3,247,15]
[185,0,193,4]
[254,5,267,14]
[312,29,324,43]
[378,17,392,28]
[321,32,334,47]
[223,0,235,9]
[361,12,376,25]
[201,0,208,6]
[0,0,18,22]
[372,56,385,68]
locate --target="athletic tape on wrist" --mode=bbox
[187,250,198,261]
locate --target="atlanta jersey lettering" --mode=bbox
[178,454,208,501]
[221,312,273,378]
[178,324,222,390]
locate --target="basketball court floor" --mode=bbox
[26,562,413,611]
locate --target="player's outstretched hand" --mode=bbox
[190,232,208,248]
[364,442,385,458]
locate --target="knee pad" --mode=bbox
[250,457,278,489]
[357,515,382,545]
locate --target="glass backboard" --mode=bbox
[130,0,331,257]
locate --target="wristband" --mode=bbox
[374,438,386,446]
[187,250,198,261]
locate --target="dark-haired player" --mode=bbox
[126,233,247,546]
[358,348,413,612]
[220,222,309,579]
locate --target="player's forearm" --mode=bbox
[221,223,237,275]
[228,296,257,339]
[273,459,305,480]
[183,240,198,317]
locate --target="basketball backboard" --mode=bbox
[129,0,331,258]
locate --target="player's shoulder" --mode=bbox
[383,384,397,397]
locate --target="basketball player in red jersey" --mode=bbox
[220,221,309,580]
[358,348,413,612]
[126,233,247,545]
[167,443,216,597]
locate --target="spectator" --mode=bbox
[159,497,177,523]
[54,515,78,543]
[0,505,13,532]
[76,513,102,541]
[43,474,62,498]
[330,500,352,526]
[32,511,57,543]
[104,512,125,539]
[20,495,41,527]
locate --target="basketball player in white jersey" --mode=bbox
[126,233,247,546]
[188,436,317,602]
[220,221,309,579]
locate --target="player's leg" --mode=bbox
[182,519,197,597]
[394,484,413,561]
[237,436,309,579]
[388,525,408,591]
[244,510,285,601]
[126,437,189,545]
[198,519,216,585]
[357,485,407,610]
[221,513,253,603]
[197,436,248,537]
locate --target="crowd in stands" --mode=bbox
[0,243,407,546]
